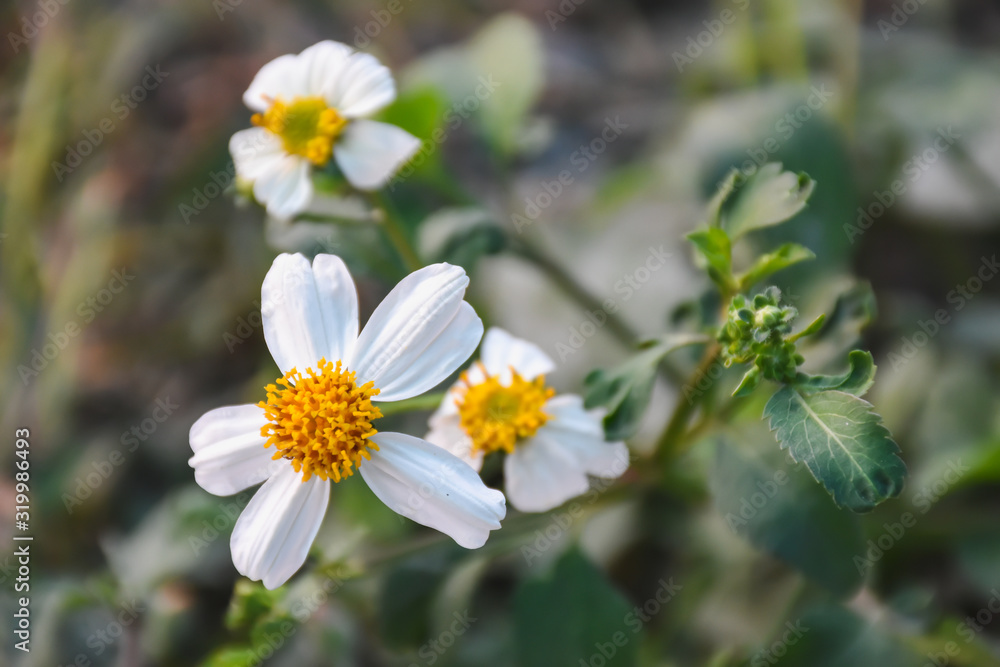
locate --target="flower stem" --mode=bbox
[372,192,422,272]
[653,342,722,464]
[376,392,447,418]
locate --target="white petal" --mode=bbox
[334,120,421,191]
[188,404,277,496]
[351,263,481,401]
[541,395,630,478]
[326,52,396,118]
[504,434,591,513]
[243,54,310,112]
[252,158,313,220]
[261,253,360,375]
[230,465,330,589]
[425,414,483,472]
[480,327,556,381]
[297,40,355,100]
[230,127,286,181]
[360,432,505,548]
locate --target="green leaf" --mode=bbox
[686,227,734,291]
[417,207,505,269]
[794,350,877,396]
[736,242,815,289]
[723,164,815,241]
[515,549,640,667]
[763,386,906,512]
[705,168,740,227]
[584,333,708,440]
[788,313,826,342]
[710,441,865,596]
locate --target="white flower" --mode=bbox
[230,41,421,219]
[189,254,505,589]
[426,327,630,513]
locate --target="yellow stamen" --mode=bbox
[259,358,382,483]
[251,96,348,166]
[455,364,555,456]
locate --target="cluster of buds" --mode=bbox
[718,287,804,393]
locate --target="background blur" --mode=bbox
[2,0,1000,665]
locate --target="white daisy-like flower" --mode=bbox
[189,253,505,589]
[230,40,421,219]
[426,327,630,513]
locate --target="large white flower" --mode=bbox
[426,328,630,513]
[189,254,505,589]
[230,41,421,219]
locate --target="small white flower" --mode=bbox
[426,327,630,513]
[230,41,421,219]
[189,254,505,589]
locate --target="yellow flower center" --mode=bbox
[259,358,382,483]
[251,96,348,166]
[455,364,555,456]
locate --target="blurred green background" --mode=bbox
[2,0,1000,665]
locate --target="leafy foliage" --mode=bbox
[514,549,640,667]
[764,386,906,512]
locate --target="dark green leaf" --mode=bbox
[710,441,865,596]
[794,350,877,396]
[705,168,740,227]
[737,243,815,289]
[763,386,906,512]
[723,164,815,241]
[515,549,640,667]
[584,334,707,440]
[686,227,734,291]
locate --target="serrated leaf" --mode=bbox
[686,227,734,291]
[763,386,906,512]
[584,334,707,440]
[794,350,877,396]
[737,242,815,289]
[515,549,640,667]
[723,164,815,241]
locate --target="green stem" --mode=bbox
[653,342,722,463]
[376,392,447,418]
[372,192,422,272]
[511,238,640,345]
